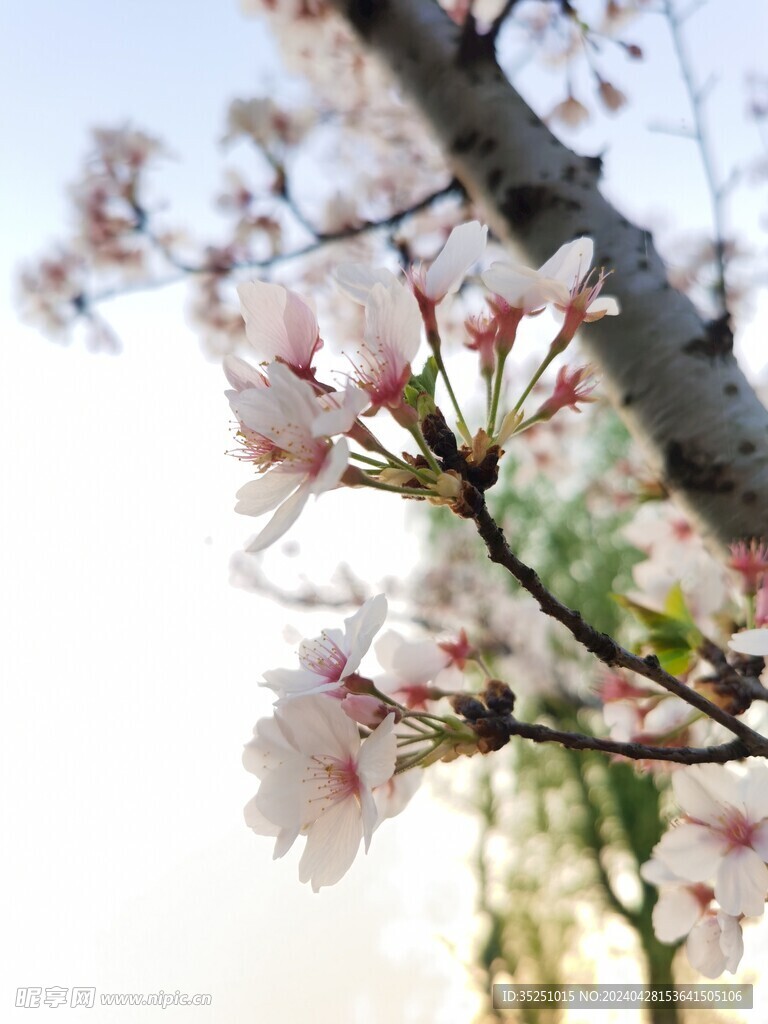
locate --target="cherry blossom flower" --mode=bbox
[228,362,365,550]
[641,858,715,943]
[243,695,398,890]
[641,859,745,977]
[374,629,464,708]
[336,221,487,311]
[622,503,729,622]
[650,763,768,918]
[262,594,388,699]
[482,238,619,327]
[532,365,598,420]
[728,539,768,594]
[237,280,322,374]
[223,96,311,149]
[464,314,497,374]
[603,690,696,748]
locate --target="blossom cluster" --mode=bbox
[642,762,768,977]
[18,126,165,350]
[224,221,617,552]
[600,531,768,975]
[231,224,622,882]
[243,595,476,889]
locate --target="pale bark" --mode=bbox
[332,0,768,550]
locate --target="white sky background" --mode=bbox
[1,1,767,1021]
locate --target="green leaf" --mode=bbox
[613,586,702,675]
[408,356,439,397]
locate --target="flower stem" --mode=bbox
[487,349,509,436]
[357,476,431,499]
[349,452,388,469]
[433,347,472,445]
[514,347,556,414]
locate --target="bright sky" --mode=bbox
[2,1,767,1021]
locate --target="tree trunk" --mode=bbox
[332,0,768,551]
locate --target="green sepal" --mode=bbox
[404,356,439,409]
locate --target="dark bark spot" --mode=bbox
[457,22,497,63]
[478,137,498,156]
[487,167,503,191]
[500,185,579,232]
[561,165,577,183]
[724,383,739,396]
[683,314,733,360]
[637,257,649,270]
[622,392,633,406]
[739,441,756,455]
[452,129,479,154]
[585,154,603,176]
[665,441,735,494]
[344,0,382,33]
[743,491,757,504]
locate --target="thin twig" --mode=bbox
[85,180,465,310]
[504,719,749,764]
[663,0,730,317]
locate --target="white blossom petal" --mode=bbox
[339,594,389,679]
[244,483,311,552]
[364,280,422,365]
[686,916,731,978]
[654,822,726,881]
[237,280,319,369]
[652,887,705,942]
[672,764,744,824]
[357,714,398,791]
[424,221,487,301]
[640,858,681,886]
[298,796,364,892]
[717,912,745,972]
[313,386,369,436]
[538,237,594,284]
[334,264,400,305]
[586,295,620,317]
[235,468,300,518]
[374,772,421,823]
[277,693,360,760]
[481,263,566,311]
[223,354,268,392]
[309,437,348,495]
[716,846,768,917]
[242,715,291,778]
[728,628,768,656]
[751,819,768,862]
